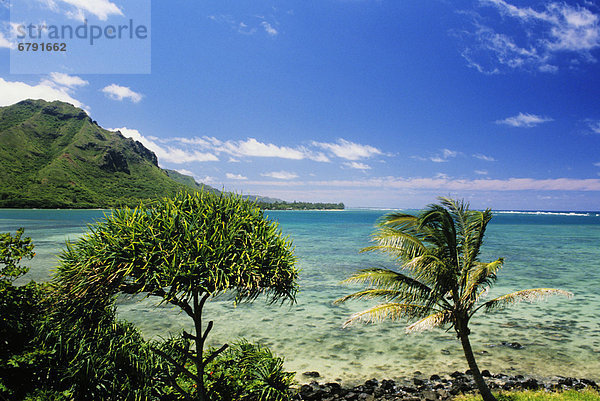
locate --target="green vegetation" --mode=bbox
[0,99,217,208]
[3,195,590,400]
[336,197,571,401]
[456,389,600,401]
[255,200,345,210]
[0,99,343,210]
[52,191,298,400]
[205,340,295,401]
[0,191,298,400]
[0,228,41,399]
[0,228,180,400]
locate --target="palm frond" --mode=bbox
[363,228,426,261]
[334,288,403,304]
[342,303,426,328]
[483,288,573,312]
[419,206,458,266]
[378,213,420,231]
[439,197,468,239]
[405,310,453,333]
[340,268,432,295]
[461,258,504,304]
[463,209,492,268]
[400,253,443,273]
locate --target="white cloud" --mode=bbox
[48,72,88,89]
[172,136,330,162]
[198,175,216,184]
[222,138,306,159]
[459,23,548,74]
[0,31,13,48]
[261,21,278,36]
[306,176,600,191]
[442,149,458,158]
[48,0,123,21]
[475,170,489,175]
[261,171,298,180]
[209,14,282,37]
[241,176,600,193]
[594,162,600,167]
[461,0,600,73]
[344,161,371,170]
[226,173,247,180]
[0,77,85,108]
[473,153,497,162]
[586,120,600,134]
[496,112,553,127]
[111,127,219,165]
[172,171,216,187]
[175,169,194,177]
[414,148,460,163]
[102,84,143,103]
[538,64,559,73]
[312,139,382,160]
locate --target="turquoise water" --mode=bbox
[1,209,599,384]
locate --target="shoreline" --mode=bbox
[294,370,599,400]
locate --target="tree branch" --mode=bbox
[182,330,197,342]
[198,292,210,317]
[203,343,228,367]
[149,287,195,319]
[166,372,194,401]
[151,346,197,382]
[202,321,213,343]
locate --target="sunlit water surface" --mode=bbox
[1,208,599,385]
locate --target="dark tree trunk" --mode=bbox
[193,290,209,401]
[457,320,497,401]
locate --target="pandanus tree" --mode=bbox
[336,197,571,401]
[53,191,298,400]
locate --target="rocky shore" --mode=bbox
[294,370,599,400]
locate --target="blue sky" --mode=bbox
[1,0,600,210]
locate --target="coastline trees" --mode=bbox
[53,191,299,400]
[336,197,571,401]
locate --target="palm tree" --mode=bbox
[336,197,571,401]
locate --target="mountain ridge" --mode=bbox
[0,99,344,210]
[0,99,216,208]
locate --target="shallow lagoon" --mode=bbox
[1,208,599,384]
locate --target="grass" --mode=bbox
[456,389,600,401]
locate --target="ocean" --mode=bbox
[1,208,599,384]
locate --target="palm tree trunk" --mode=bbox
[457,322,496,401]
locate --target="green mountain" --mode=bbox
[164,169,219,193]
[242,195,283,204]
[0,99,216,208]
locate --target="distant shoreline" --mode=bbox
[1,207,599,215]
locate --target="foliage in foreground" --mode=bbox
[0,230,170,400]
[35,304,174,401]
[456,389,600,401]
[205,340,295,401]
[0,228,42,400]
[51,191,298,400]
[1,227,297,400]
[336,197,572,401]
